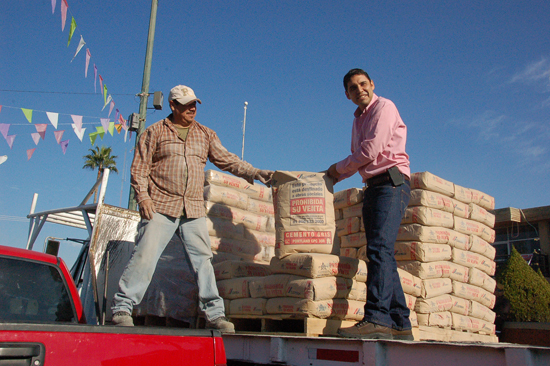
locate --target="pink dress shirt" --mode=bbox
[335,94,410,182]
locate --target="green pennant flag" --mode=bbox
[21,108,33,123]
[103,84,108,105]
[95,126,105,139]
[68,17,76,47]
[108,122,115,136]
[89,132,98,145]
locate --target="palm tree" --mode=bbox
[83,146,119,203]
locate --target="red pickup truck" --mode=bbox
[0,245,227,365]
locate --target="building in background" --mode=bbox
[492,206,550,277]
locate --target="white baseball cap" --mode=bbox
[168,85,202,105]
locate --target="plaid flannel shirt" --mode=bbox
[131,116,259,218]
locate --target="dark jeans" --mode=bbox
[362,180,411,330]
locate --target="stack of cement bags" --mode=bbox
[204,170,276,264]
[215,254,368,320]
[397,171,498,342]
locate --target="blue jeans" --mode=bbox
[362,180,411,330]
[112,214,224,322]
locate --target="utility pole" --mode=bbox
[128,0,158,211]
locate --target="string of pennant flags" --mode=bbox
[0,1,135,162]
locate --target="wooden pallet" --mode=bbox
[226,315,358,337]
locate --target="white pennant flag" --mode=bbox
[71,36,86,62]
[72,124,86,141]
[101,95,113,111]
[46,112,59,129]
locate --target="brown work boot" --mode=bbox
[391,328,414,341]
[338,320,393,339]
[205,316,235,334]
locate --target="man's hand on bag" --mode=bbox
[327,163,341,184]
[256,169,274,187]
[139,199,156,220]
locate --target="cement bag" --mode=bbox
[453,184,473,204]
[417,311,452,328]
[340,232,367,248]
[452,313,495,335]
[342,203,363,219]
[249,274,338,300]
[357,245,367,261]
[404,293,417,310]
[397,224,470,250]
[338,279,367,301]
[205,201,268,232]
[211,250,250,265]
[397,261,451,279]
[451,281,496,309]
[335,209,343,221]
[469,203,495,228]
[340,247,357,259]
[204,184,248,210]
[269,253,367,281]
[397,268,422,297]
[216,277,257,299]
[336,217,362,237]
[470,189,495,211]
[454,216,496,243]
[450,198,470,219]
[452,248,496,276]
[272,171,336,257]
[469,300,496,323]
[244,229,276,247]
[421,278,452,299]
[206,216,244,240]
[447,262,470,283]
[204,169,272,202]
[247,197,275,216]
[409,189,454,213]
[469,235,496,260]
[209,236,262,258]
[402,206,454,228]
[264,298,329,319]
[230,298,266,316]
[409,310,418,327]
[468,267,497,293]
[410,171,455,197]
[414,295,453,313]
[334,187,364,209]
[394,241,452,262]
[449,295,470,316]
[214,260,272,280]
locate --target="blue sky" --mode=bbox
[1,1,549,266]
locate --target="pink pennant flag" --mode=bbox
[99,75,104,95]
[46,112,58,129]
[27,148,36,160]
[54,130,65,144]
[85,49,91,78]
[108,100,115,117]
[94,64,98,92]
[31,133,41,145]
[35,124,47,140]
[0,124,9,139]
[60,140,69,154]
[71,35,85,61]
[100,118,110,133]
[61,0,68,31]
[71,115,83,131]
[0,105,2,113]
[6,135,15,149]
[71,124,86,141]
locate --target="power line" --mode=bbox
[0,89,135,96]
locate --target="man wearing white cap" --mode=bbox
[112,85,273,332]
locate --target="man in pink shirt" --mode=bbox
[328,68,413,340]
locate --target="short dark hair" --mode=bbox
[343,69,371,90]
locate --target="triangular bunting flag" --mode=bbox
[95,126,105,139]
[101,94,112,111]
[6,135,16,149]
[27,148,36,160]
[100,118,110,133]
[21,108,33,123]
[61,0,68,31]
[72,124,86,141]
[51,0,56,14]
[103,84,108,105]
[94,65,98,92]
[115,109,120,124]
[46,112,58,129]
[108,122,115,136]
[71,115,83,131]
[0,155,7,165]
[31,133,41,145]
[60,140,69,154]
[108,100,115,117]
[35,124,47,140]
[68,17,76,47]
[54,130,65,144]
[85,49,91,78]
[0,124,9,139]
[0,105,2,113]
[114,123,122,134]
[71,35,86,61]
[124,129,128,143]
[99,75,104,95]
[89,132,98,145]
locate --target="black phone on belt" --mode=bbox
[388,166,405,186]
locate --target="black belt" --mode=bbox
[366,169,409,188]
